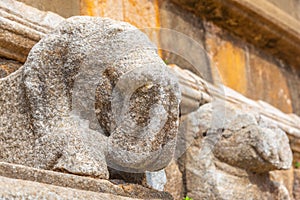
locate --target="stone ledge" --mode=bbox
[0,162,172,200]
[171,0,300,70]
[0,175,142,200]
[0,0,64,62]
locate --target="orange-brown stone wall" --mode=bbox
[205,23,294,113]
[16,0,80,18]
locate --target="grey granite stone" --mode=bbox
[0,16,181,178]
[146,169,167,191]
[180,102,292,200]
[0,175,141,200]
[0,161,172,199]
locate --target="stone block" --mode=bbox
[246,50,293,113]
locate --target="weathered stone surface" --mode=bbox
[181,102,292,200]
[164,160,183,200]
[168,64,211,115]
[213,114,292,173]
[206,29,248,94]
[171,0,300,70]
[169,65,300,163]
[0,16,180,178]
[0,176,141,200]
[0,161,172,199]
[0,58,22,78]
[1,3,299,199]
[0,0,64,62]
[145,169,167,191]
[270,168,295,198]
[246,49,293,113]
[2,0,300,155]
[294,168,300,200]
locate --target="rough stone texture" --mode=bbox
[0,161,172,199]
[294,168,300,200]
[270,168,295,198]
[0,1,299,198]
[0,176,142,200]
[0,16,180,178]
[168,64,211,115]
[0,58,22,78]
[0,0,64,62]
[145,169,167,191]
[4,0,300,117]
[164,160,183,200]
[289,133,300,162]
[180,102,293,200]
[170,65,300,166]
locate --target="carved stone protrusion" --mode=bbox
[180,102,293,200]
[0,16,181,178]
